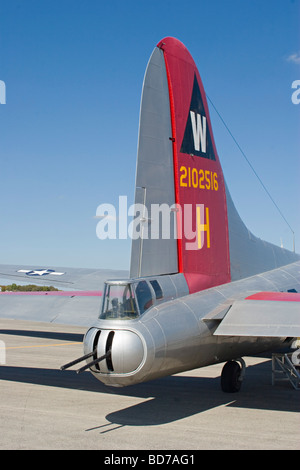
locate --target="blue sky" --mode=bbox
[0,0,299,272]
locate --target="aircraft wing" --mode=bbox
[0,264,128,326]
[0,264,128,291]
[213,292,300,337]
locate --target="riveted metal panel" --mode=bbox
[214,299,300,337]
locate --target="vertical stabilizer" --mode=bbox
[131,38,231,292]
[130,37,299,292]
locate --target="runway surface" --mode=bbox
[0,318,299,450]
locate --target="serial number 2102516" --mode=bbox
[179,165,218,191]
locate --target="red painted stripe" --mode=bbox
[0,291,102,297]
[246,292,300,302]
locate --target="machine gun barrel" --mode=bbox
[60,348,96,371]
[76,350,112,374]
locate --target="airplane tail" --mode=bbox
[130,37,299,293]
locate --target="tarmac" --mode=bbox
[0,317,299,450]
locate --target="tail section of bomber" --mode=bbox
[130,37,299,293]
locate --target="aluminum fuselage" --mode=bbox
[83,262,299,387]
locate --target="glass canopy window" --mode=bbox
[99,279,163,320]
[100,283,138,320]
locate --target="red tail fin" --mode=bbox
[130,37,230,292]
[158,37,230,292]
[130,38,299,290]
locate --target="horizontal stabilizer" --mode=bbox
[214,299,300,337]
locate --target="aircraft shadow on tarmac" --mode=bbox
[1,358,299,427]
[0,328,84,342]
[1,327,299,426]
